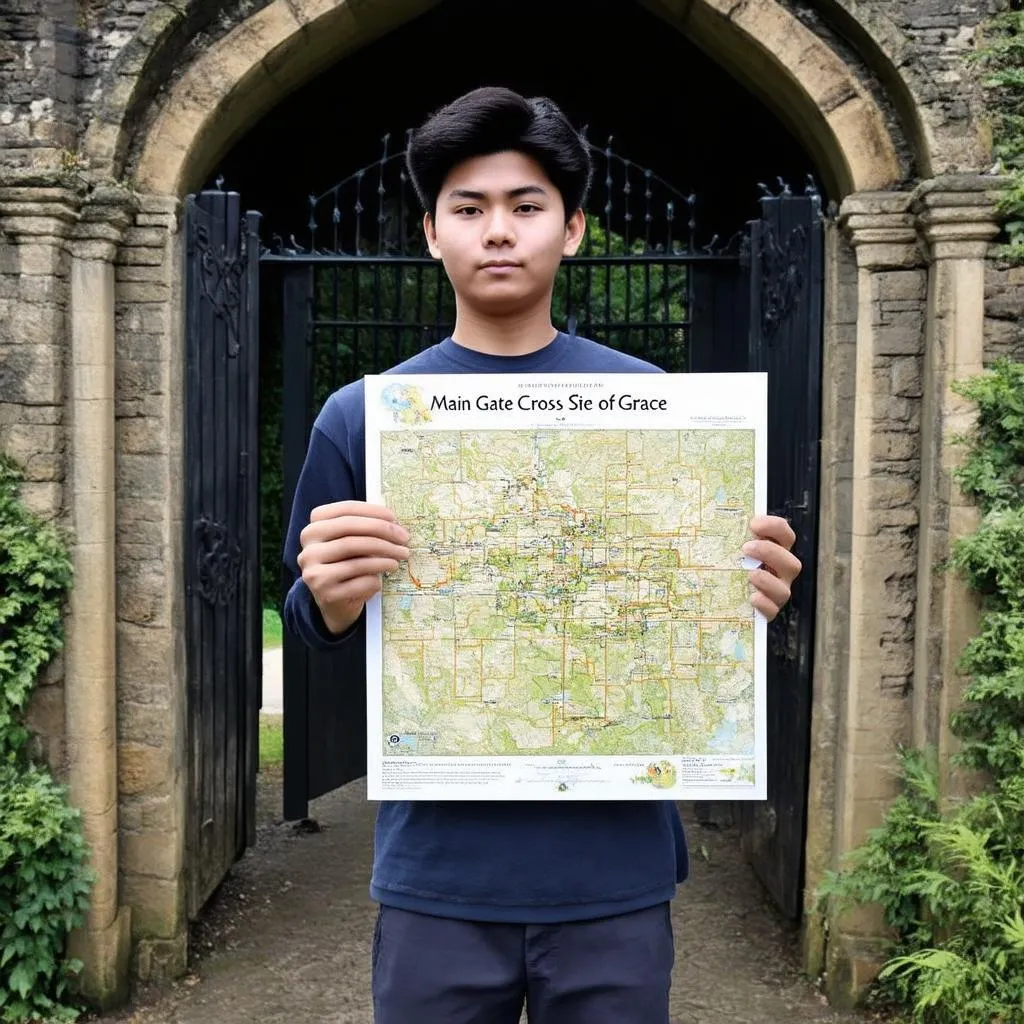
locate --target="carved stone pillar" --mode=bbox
[64,186,138,1007]
[825,191,927,1000]
[911,177,1004,800]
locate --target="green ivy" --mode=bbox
[0,454,92,1022]
[971,11,1024,262]
[818,360,1024,1023]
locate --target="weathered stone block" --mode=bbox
[26,682,64,747]
[0,343,62,403]
[120,831,182,881]
[118,282,170,303]
[5,242,67,277]
[117,303,169,334]
[121,226,171,250]
[116,262,166,281]
[16,480,62,519]
[116,359,165,400]
[890,356,923,397]
[119,794,178,833]
[871,430,918,461]
[120,874,183,939]
[116,563,168,625]
[117,623,176,704]
[134,935,187,984]
[0,419,61,465]
[879,272,926,302]
[115,496,165,547]
[117,452,168,500]
[874,321,924,355]
[118,742,174,797]
[117,415,167,454]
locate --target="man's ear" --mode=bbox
[562,208,587,257]
[424,212,441,260]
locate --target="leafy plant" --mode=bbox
[818,360,1024,1023]
[971,11,1024,261]
[0,456,74,763]
[0,454,91,1021]
[0,763,92,1022]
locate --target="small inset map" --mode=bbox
[379,429,756,761]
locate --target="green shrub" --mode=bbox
[0,454,91,1021]
[0,763,92,1023]
[818,361,1024,1023]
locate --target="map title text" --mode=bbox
[430,392,669,413]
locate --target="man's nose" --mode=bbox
[482,209,515,246]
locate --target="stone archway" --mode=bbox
[63,0,1006,1010]
[106,0,907,197]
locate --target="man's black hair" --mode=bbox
[406,87,592,221]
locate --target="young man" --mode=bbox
[282,87,802,1024]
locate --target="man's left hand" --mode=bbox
[743,515,802,622]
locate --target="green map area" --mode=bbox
[379,429,756,760]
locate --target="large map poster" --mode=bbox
[363,372,768,801]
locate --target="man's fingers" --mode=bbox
[749,514,796,551]
[310,501,397,524]
[316,556,401,584]
[750,590,780,622]
[321,574,384,607]
[299,535,410,570]
[749,568,790,611]
[742,538,802,583]
[302,513,410,548]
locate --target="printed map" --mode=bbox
[379,429,756,763]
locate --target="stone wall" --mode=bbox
[114,195,190,980]
[0,0,79,170]
[0,186,75,777]
[985,260,1024,365]
[0,0,997,186]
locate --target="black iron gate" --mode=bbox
[740,189,824,921]
[183,189,262,918]
[260,140,822,920]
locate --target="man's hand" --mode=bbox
[743,514,802,622]
[297,501,410,635]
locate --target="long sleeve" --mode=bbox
[281,423,364,650]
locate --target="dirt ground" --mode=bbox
[92,766,890,1024]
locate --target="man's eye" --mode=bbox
[517,204,541,214]
[455,206,480,216]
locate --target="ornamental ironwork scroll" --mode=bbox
[758,220,807,341]
[193,515,242,606]
[193,220,247,358]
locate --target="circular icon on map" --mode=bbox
[646,761,677,789]
[388,734,400,746]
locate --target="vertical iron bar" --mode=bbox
[243,208,261,848]
[281,264,314,823]
[603,139,613,340]
[330,265,339,391]
[643,169,652,359]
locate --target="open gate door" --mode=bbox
[740,188,824,920]
[183,188,262,917]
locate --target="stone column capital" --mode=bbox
[73,185,139,262]
[911,175,1009,260]
[0,183,82,243]
[838,192,922,270]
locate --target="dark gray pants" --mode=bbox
[371,902,674,1023]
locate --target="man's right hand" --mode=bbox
[297,500,411,636]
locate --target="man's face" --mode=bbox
[424,150,586,317]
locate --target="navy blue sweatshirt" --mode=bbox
[282,331,690,923]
